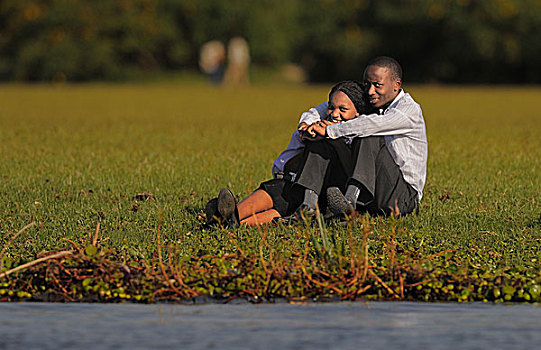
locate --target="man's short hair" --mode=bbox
[367,56,402,81]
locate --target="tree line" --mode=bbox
[1,0,539,83]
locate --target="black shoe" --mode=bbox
[204,197,220,225]
[217,188,240,228]
[326,187,355,217]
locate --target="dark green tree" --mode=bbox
[0,0,539,83]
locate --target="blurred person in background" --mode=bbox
[199,40,226,84]
[223,37,250,85]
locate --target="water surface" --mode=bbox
[0,302,539,349]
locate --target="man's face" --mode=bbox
[363,65,401,108]
[327,91,359,122]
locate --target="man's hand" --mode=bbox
[307,120,335,137]
[299,120,336,141]
[297,122,310,132]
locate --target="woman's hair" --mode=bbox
[329,80,370,114]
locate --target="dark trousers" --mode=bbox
[294,136,418,216]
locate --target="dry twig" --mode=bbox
[0,250,74,279]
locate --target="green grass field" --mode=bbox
[0,82,539,302]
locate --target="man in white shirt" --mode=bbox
[283,56,427,218]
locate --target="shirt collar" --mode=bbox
[378,89,405,115]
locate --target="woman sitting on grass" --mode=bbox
[206,80,372,227]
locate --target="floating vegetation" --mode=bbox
[1,217,539,304]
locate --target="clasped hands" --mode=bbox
[298,120,336,142]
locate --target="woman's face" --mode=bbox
[327,91,359,122]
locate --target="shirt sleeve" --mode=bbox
[299,101,328,125]
[272,101,328,177]
[272,130,305,177]
[326,105,418,139]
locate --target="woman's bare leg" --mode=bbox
[237,189,275,220]
[241,209,281,226]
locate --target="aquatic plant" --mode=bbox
[1,216,539,304]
